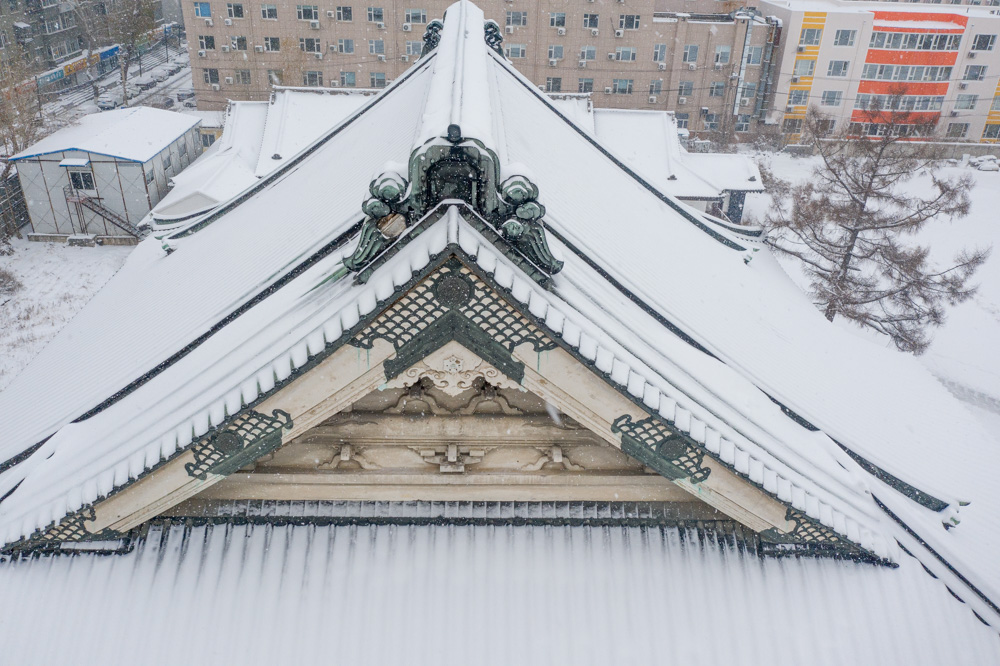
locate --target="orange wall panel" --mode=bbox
[864,50,958,66]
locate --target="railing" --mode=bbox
[64,184,142,237]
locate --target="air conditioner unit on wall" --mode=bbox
[504,25,512,33]
[658,62,665,70]
[614,29,624,37]
[204,17,213,26]
[950,110,958,116]
[314,51,323,59]
[791,75,799,83]
[402,54,409,61]
[211,83,220,90]
[607,52,615,59]
[326,10,334,17]
[688,62,696,70]
[310,19,320,28]
[549,58,557,66]
[677,96,687,104]
[591,28,599,36]
[557,27,566,35]
[714,62,722,70]
[968,51,976,58]
[254,44,263,52]
[198,49,206,57]
[224,76,234,84]
[740,98,750,106]
[796,45,804,52]
[221,44,230,52]
[224,17,232,25]
[786,105,795,112]
[378,54,386,61]
[959,81,968,89]
[604,86,612,93]
[648,95,657,103]
[377,21,385,29]
[578,59,586,68]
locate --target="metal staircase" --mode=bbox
[64,185,142,238]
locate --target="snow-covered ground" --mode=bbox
[0,238,132,390]
[744,153,1000,418]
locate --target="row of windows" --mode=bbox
[854,93,945,111]
[868,31,963,51]
[199,34,425,54]
[790,89,1000,110]
[536,77,753,102]
[860,64,952,82]
[506,11,640,30]
[501,43,764,66]
[203,67,388,87]
[782,118,1000,141]
[194,2,426,23]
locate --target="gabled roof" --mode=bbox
[10,107,200,163]
[1,0,998,633]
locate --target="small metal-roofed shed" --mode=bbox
[10,107,202,243]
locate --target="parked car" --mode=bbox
[150,96,175,109]
[133,74,157,90]
[151,68,169,83]
[96,92,122,110]
[176,88,195,101]
[163,63,182,76]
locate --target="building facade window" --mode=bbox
[369,39,384,54]
[548,45,563,60]
[964,65,987,80]
[972,34,996,50]
[341,71,356,86]
[299,37,321,52]
[833,29,855,46]
[68,170,95,191]
[678,80,693,97]
[992,95,1000,111]
[869,32,961,50]
[226,3,243,18]
[303,70,323,86]
[367,7,383,22]
[229,35,247,50]
[261,4,276,18]
[370,72,386,87]
[267,69,282,84]
[619,14,640,30]
[704,113,718,131]
[549,12,565,27]
[827,60,849,77]
[714,45,730,64]
[583,14,598,28]
[404,8,426,23]
[506,43,526,58]
[194,2,210,17]
[861,64,951,82]
[983,123,1000,139]
[955,94,978,109]
[649,80,662,95]
[793,59,815,76]
[296,5,318,20]
[580,46,596,60]
[820,90,842,106]
[615,46,635,61]
[505,11,526,26]
[336,6,352,20]
[783,118,803,134]
[198,35,215,49]
[338,38,354,53]
[682,44,698,63]
[735,114,751,132]
[789,89,808,105]
[745,46,762,65]
[545,77,561,92]
[234,69,251,84]
[263,36,279,51]
[675,113,689,129]
[946,122,969,138]
[203,68,219,84]
[709,81,725,97]
[653,44,666,62]
[612,78,633,94]
[578,78,593,93]
[799,28,822,46]
[406,40,422,55]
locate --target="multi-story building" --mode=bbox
[764,0,1000,143]
[182,0,781,137]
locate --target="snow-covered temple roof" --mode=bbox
[0,2,998,658]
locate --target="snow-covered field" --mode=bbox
[0,238,132,390]
[744,153,1000,418]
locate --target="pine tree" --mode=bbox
[763,102,990,354]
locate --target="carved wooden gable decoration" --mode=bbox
[9,252,871,562]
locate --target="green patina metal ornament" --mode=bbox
[185,409,293,480]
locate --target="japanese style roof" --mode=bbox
[0,0,999,648]
[10,107,200,163]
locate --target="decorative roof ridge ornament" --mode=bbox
[344,125,563,277]
[421,19,444,55]
[483,19,503,56]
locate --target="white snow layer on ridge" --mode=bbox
[1,523,997,665]
[0,63,434,467]
[487,54,993,511]
[10,107,200,163]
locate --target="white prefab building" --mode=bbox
[11,107,202,242]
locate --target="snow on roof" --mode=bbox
[761,0,992,19]
[1,0,999,627]
[11,107,200,163]
[2,521,998,665]
[180,109,225,129]
[151,101,268,220]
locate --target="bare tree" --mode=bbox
[68,0,112,99]
[108,0,156,106]
[763,100,990,354]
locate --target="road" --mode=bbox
[43,42,194,125]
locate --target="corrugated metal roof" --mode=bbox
[1,521,996,665]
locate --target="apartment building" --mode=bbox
[182,0,781,137]
[763,0,1000,143]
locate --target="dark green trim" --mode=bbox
[184,409,293,481]
[842,446,948,512]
